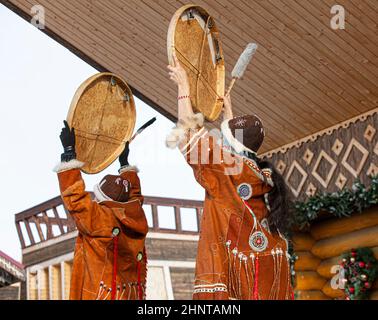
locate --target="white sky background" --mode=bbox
[0,4,204,261]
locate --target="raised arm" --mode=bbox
[222,93,233,121]
[118,141,144,205]
[54,120,98,235]
[166,53,235,196]
[167,51,195,121]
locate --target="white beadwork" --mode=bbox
[235,118,247,127]
[193,283,228,294]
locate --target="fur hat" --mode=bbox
[93,175,130,203]
[221,115,265,154]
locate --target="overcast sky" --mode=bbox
[0,4,204,261]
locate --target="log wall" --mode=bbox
[293,206,378,300]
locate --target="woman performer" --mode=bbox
[166,53,294,300]
[54,121,148,300]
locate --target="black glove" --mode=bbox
[119,141,130,167]
[59,120,76,162]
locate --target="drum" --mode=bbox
[67,73,136,174]
[167,4,225,121]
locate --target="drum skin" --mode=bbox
[167,4,225,122]
[67,73,136,174]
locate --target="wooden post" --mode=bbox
[151,205,159,231]
[49,265,62,300]
[31,216,45,242]
[52,207,65,234]
[24,219,35,246]
[174,206,182,232]
[42,211,53,240]
[15,221,26,249]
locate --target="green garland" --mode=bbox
[292,175,378,229]
[341,248,378,300]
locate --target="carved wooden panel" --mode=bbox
[264,110,378,200]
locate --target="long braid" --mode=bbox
[245,152,293,237]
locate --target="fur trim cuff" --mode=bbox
[119,165,139,174]
[53,159,84,173]
[221,119,256,155]
[166,127,186,149]
[166,113,205,149]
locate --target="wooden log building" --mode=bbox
[2,0,377,300]
[293,206,378,300]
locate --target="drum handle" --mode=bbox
[129,117,157,143]
[226,78,237,96]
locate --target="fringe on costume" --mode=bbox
[95,281,146,300]
[166,113,205,149]
[53,159,84,173]
[224,241,292,300]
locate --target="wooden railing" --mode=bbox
[15,195,203,249]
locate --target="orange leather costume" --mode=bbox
[168,114,293,300]
[55,161,148,300]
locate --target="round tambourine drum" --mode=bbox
[167,5,225,121]
[67,73,136,174]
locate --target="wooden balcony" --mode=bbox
[15,195,203,249]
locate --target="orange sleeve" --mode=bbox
[57,168,100,235]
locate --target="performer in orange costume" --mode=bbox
[167,53,294,300]
[54,121,148,300]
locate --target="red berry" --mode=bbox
[364,282,371,289]
[351,252,357,257]
[358,262,365,268]
[349,287,355,293]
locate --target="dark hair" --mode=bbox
[246,152,293,236]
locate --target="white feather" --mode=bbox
[231,43,258,79]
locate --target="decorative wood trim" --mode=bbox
[312,151,337,188]
[341,138,369,178]
[265,111,378,199]
[262,108,378,158]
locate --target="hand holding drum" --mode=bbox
[167,52,190,90]
[167,4,225,121]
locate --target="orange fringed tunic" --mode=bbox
[57,166,148,300]
[179,126,293,300]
